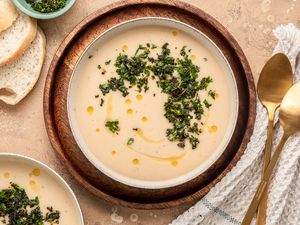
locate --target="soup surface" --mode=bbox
[70,23,236,183]
[0,158,82,225]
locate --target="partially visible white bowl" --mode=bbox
[0,153,84,225]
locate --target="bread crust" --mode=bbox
[0,28,46,105]
[0,13,37,67]
[0,0,18,33]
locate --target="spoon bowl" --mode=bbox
[258,53,293,109]
[280,81,300,134]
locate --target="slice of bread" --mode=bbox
[0,28,46,105]
[0,12,37,66]
[0,0,18,33]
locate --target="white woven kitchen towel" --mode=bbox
[170,23,300,225]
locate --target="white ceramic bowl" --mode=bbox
[0,153,84,224]
[67,17,239,189]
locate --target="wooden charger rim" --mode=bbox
[43,0,256,209]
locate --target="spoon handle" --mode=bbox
[256,108,276,225]
[241,133,289,225]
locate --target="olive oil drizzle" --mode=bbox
[134,128,165,143]
[105,95,113,120]
[127,145,187,162]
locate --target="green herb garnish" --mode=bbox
[0,183,60,225]
[151,43,157,49]
[100,98,104,107]
[99,44,151,97]
[99,43,215,149]
[203,99,212,109]
[127,138,135,145]
[208,90,216,100]
[189,135,200,149]
[105,120,120,133]
[25,0,67,13]
[199,76,213,90]
[155,44,207,148]
[105,60,111,65]
[45,207,60,223]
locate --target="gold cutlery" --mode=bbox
[242,80,300,225]
[256,53,293,225]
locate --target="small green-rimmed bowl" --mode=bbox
[12,0,76,20]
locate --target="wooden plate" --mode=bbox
[44,0,256,209]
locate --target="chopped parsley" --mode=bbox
[99,44,151,97]
[98,43,215,149]
[105,120,120,134]
[100,98,104,107]
[203,99,212,109]
[177,142,185,148]
[0,183,60,224]
[199,76,213,90]
[151,43,157,49]
[127,138,135,145]
[45,207,60,224]
[25,0,67,13]
[208,90,216,100]
[105,60,111,65]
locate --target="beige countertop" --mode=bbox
[0,0,299,224]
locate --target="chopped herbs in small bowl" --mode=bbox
[12,0,76,19]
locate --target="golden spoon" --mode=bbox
[256,53,293,225]
[241,80,300,225]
